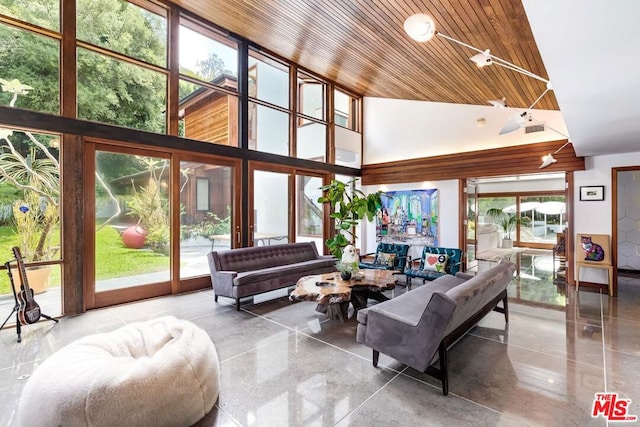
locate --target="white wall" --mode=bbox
[364,97,568,165]
[361,180,459,256]
[574,152,640,283]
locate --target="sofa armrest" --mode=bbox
[358,291,457,372]
[210,270,237,298]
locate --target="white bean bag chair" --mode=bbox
[18,316,220,427]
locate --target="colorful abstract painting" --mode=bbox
[376,189,438,246]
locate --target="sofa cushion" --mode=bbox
[216,242,320,272]
[374,252,396,268]
[422,253,448,273]
[444,261,515,335]
[233,258,336,287]
[357,274,466,326]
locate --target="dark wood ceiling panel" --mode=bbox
[169,0,558,110]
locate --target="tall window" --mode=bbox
[0,7,61,115]
[248,49,290,155]
[178,17,239,146]
[297,71,327,162]
[334,88,359,131]
[334,88,362,167]
[0,126,61,307]
[76,0,168,133]
[180,160,234,279]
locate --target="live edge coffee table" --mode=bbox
[289,269,398,322]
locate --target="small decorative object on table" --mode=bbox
[337,244,360,280]
[336,261,358,280]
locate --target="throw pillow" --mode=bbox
[374,252,396,268]
[422,254,449,273]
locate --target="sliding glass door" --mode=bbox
[251,169,290,246]
[86,142,239,308]
[89,145,172,308]
[249,163,328,250]
[179,159,236,279]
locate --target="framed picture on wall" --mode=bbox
[579,186,605,201]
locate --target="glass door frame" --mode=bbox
[84,139,242,309]
[175,151,241,293]
[85,140,172,309]
[461,178,478,272]
[248,161,329,249]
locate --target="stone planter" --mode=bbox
[501,239,513,249]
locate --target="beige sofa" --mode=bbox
[356,260,516,395]
[476,223,502,252]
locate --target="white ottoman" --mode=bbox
[18,316,220,427]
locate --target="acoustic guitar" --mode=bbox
[12,246,42,325]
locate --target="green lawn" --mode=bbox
[95,226,169,280]
[0,225,168,294]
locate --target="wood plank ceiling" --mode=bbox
[169,0,558,110]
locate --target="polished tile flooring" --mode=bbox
[1,270,640,426]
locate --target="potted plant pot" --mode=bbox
[10,265,52,294]
[340,271,352,281]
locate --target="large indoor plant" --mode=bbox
[317,178,382,259]
[485,208,530,248]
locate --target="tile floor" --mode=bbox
[1,266,640,426]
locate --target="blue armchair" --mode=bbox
[404,246,463,288]
[359,243,410,272]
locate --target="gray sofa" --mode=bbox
[207,242,336,310]
[356,260,516,395]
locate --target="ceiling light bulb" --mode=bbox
[470,49,492,67]
[539,153,557,169]
[404,14,436,42]
[499,112,527,135]
[488,98,507,108]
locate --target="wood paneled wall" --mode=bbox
[362,140,584,185]
[184,93,234,145]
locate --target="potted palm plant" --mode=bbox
[485,208,530,249]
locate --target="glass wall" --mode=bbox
[94,150,170,291]
[0,0,363,311]
[478,194,565,247]
[252,170,289,246]
[0,21,60,115]
[248,50,290,155]
[0,0,60,31]
[76,0,168,133]
[519,195,566,245]
[296,175,323,249]
[77,0,167,67]
[77,48,167,132]
[334,88,359,131]
[297,71,326,162]
[178,17,239,147]
[0,127,61,306]
[180,161,233,278]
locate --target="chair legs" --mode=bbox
[373,349,379,367]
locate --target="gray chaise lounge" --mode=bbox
[356,260,516,395]
[207,242,336,310]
